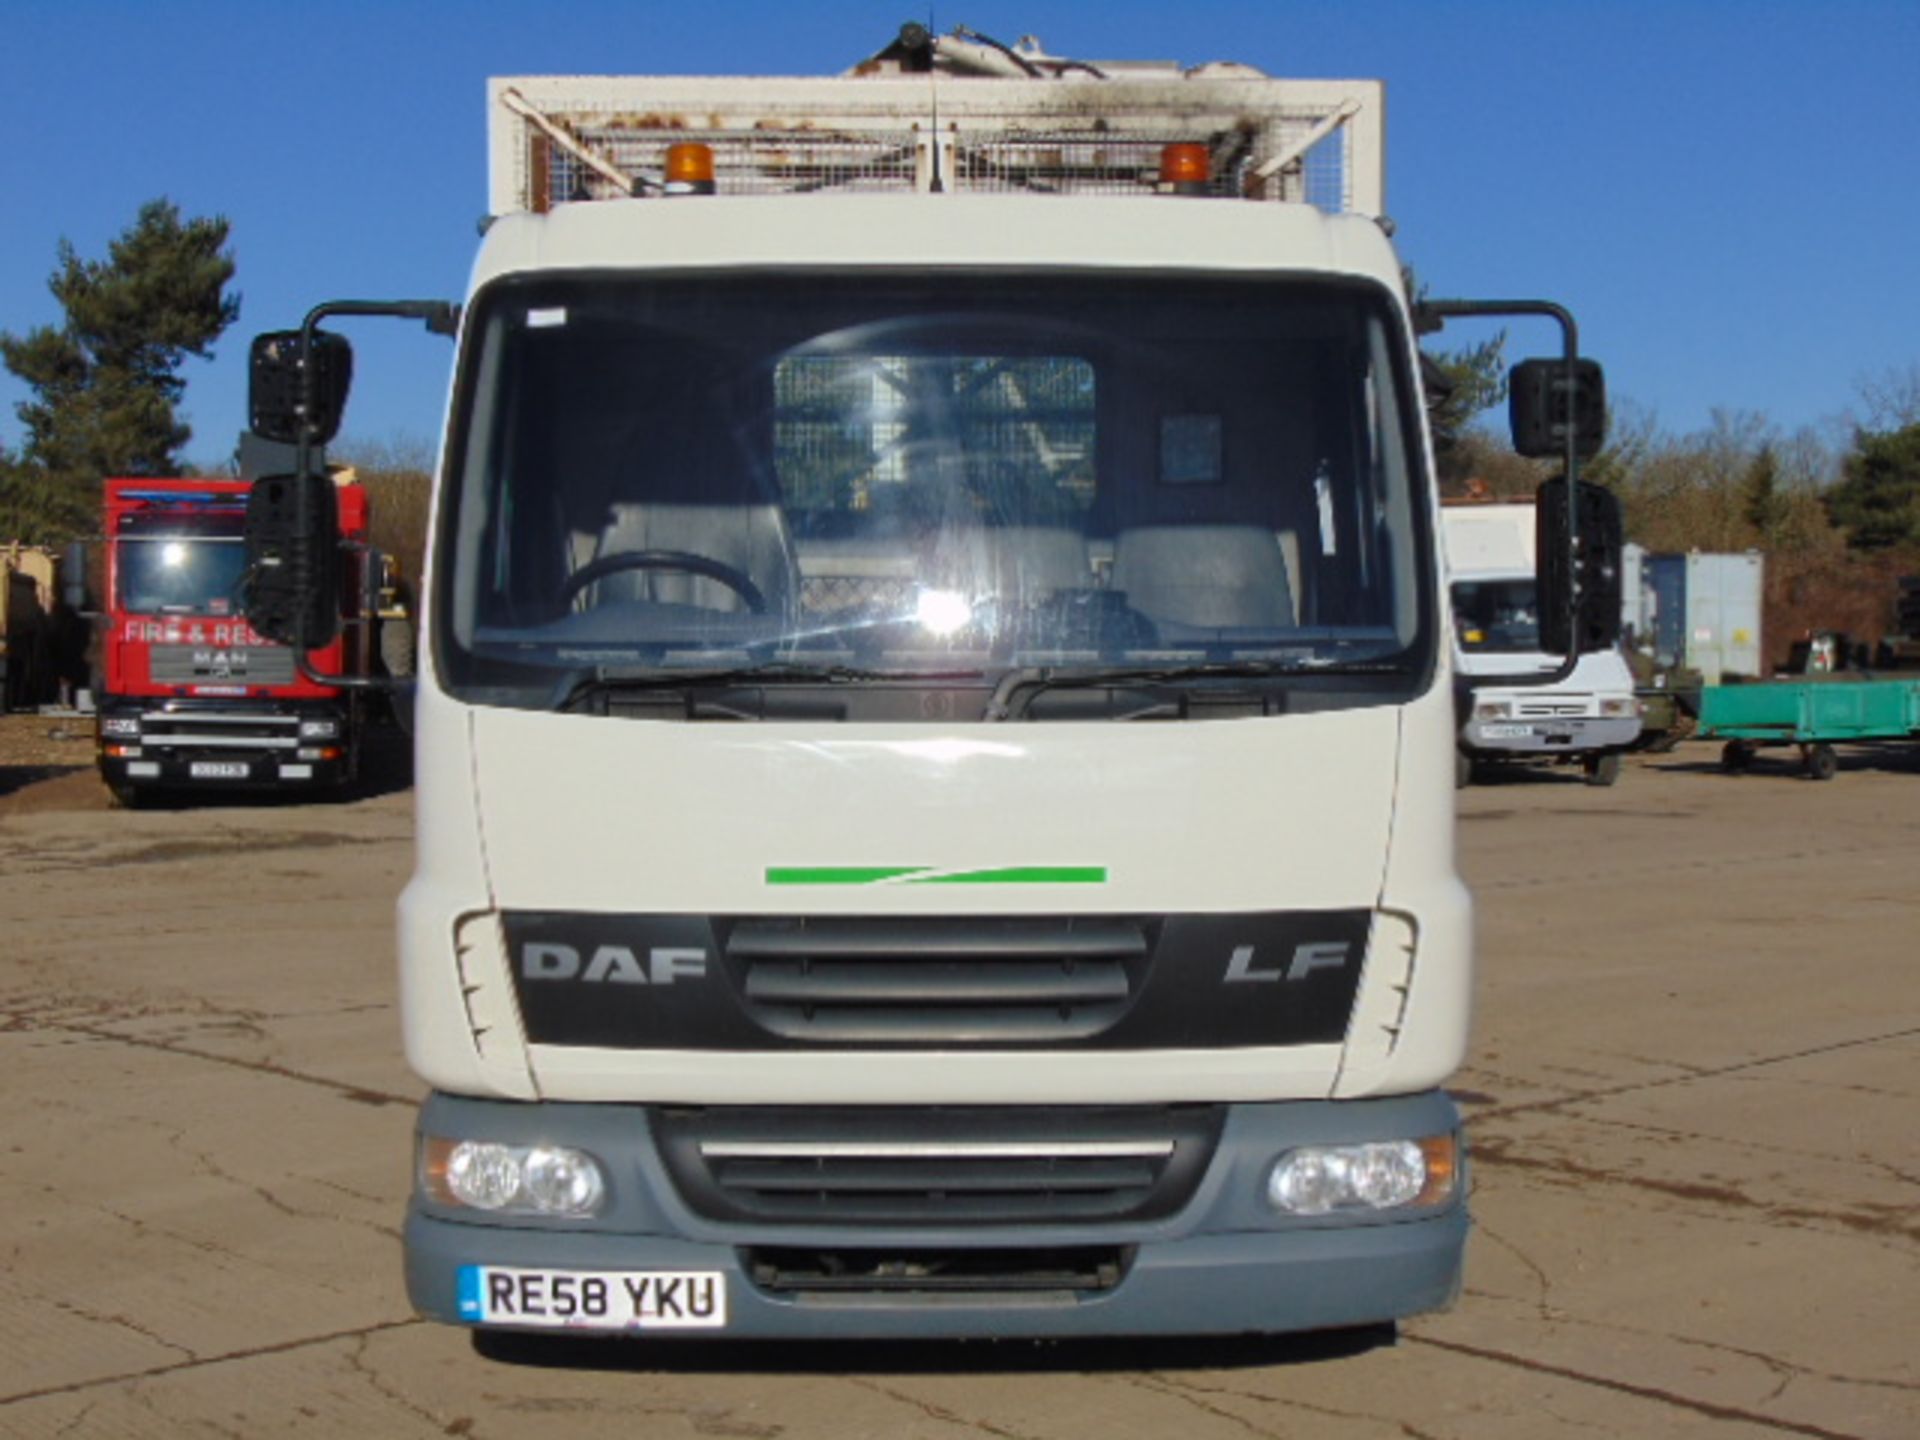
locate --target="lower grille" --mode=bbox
[745,1245,1130,1297]
[655,1106,1222,1227]
[724,916,1150,1043]
[134,708,303,755]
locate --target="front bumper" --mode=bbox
[1462,714,1641,758]
[405,1091,1467,1340]
[96,700,351,789]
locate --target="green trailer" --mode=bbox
[1696,676,1920,779]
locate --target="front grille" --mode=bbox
[723,916,1150,1043]
[148,644,295,685]
[134,708,301,753]
[1514,696,1590,718]
[744,1245,1130,1297]
[654,1105,1222,1227]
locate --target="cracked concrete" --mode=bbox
[0,750,1915,1437]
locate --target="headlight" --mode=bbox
[1600,697,1638,717]
[101,716,142,738]
[1472,700,1510,721]
[422,1138,607,1218]
[298,717,340,739]
[1265,1136,1458,1215]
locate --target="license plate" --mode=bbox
[1480,723,1534,739]
[457,1266,727,1330]
[189,761,250,780]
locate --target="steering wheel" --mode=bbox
[561,549,768,614]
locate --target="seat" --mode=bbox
[1109,524,1295,631]
[984,525,1093,602]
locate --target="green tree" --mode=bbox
[1741,443,1786,546]
[0,199,239,540]
[1825,423,1920,551]
[1422,331,1509,492]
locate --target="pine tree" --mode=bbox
[1825,423,1920,551]
[0,199,239,540]
[1741,444,1785,546]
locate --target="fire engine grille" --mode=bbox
[654,1105,1222,1227]
[723,916,1151,1043]
[147,644,295,686]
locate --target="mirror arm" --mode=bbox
[1418,297,1584,687]
[282,299,456,692]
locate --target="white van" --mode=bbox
[1445,503,1640,785]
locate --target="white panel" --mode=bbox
[468,707,1400,917]
[527,1043,1347,1106]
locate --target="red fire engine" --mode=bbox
[95,476,373,801]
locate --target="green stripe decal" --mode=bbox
[916,866,1108,885]
[766,865,1107,886]
[764,867,931,886]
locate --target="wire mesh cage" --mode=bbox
[491,75,1381,215]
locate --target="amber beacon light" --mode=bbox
[1158,143,1212,194]
[664,142,717,195]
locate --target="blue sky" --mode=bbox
[2,0,1916,466]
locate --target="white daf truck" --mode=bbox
[241,24,1617,1341]
[1446,502,1641,786]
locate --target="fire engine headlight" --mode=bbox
[101,716,142,738]
[1472,700,1510,721]
[422,1138,608,1218]
[298,718,340,739]
[1265,1136,1458,1216]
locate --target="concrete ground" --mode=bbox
[0,727,1914,1438]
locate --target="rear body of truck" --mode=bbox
[96,477,370,797]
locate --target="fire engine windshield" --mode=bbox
[115,514,250,617]
[437,270,1435,710]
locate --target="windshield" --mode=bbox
[1452,578,1541,654]
[438,271,1434,710]
[115,515,249,617]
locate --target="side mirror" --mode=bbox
[243,473,342,647]
[1510,358,1606,460]
[1537,476,1623,654]
[61,541,89,612]
[249,330,353,446]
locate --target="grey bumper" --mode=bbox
[405,1091,1467,1341]
[1463,715,1641,757]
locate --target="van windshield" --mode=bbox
[1452,578,1541,654]
[436,271,1434,711]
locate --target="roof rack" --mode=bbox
[488,37,1381,217]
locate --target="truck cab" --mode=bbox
[95,477,369,801]
[1445,502,1640,785]
[241,27,1620,1342]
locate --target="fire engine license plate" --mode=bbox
[1480,723,1534,739]
[457,1266,727,1330]
[189,761,250,780]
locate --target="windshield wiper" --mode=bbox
[554,661,986,713]
[983,659,1406,722]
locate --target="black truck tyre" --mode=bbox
[1583,751,1622,787]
